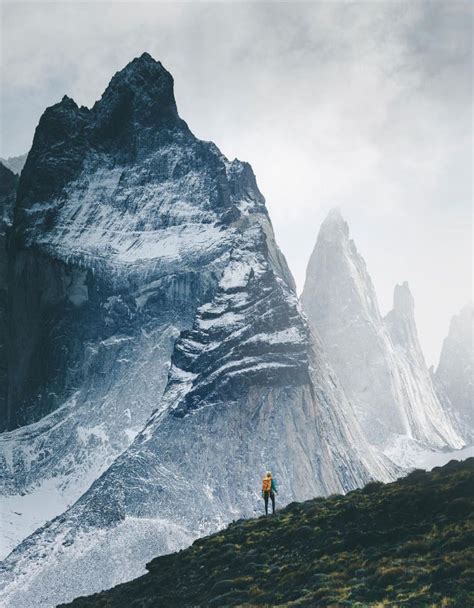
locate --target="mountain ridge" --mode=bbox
[60,458,474,608]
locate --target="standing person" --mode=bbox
[262,471,277,516]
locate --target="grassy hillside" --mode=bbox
[64,458,474,607]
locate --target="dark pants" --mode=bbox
[263,491,275,515]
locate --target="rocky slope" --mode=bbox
[435,304,474,444]
[0,55,394,607]
[301,210,463,463]
[62,458,474,608]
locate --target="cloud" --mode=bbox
[1,1,472,365]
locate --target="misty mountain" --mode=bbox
[301,209,463,465]
[435,304,474,444]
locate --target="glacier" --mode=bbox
[0,54,394,607]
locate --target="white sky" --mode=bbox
[1,1,472,366]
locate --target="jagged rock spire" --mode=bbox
[392,281,415,316]
[435,303,474,442]
[93,52,182,132]
[317,207,350,239]
[302,207,381,344]
[302,209,463,454]
[385,282,420,356]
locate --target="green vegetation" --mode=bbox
[64,458,474,607]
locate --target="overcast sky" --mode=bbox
[1,1,472,366]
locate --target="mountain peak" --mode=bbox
[93,53,181,130]
[435,302,473,443]
[44,94,81,116]
[137,51,155,63]
[319,207,349,240]
[114,52,168,83]
[304,206,379,323]
[459,301,474,318]
[392,281,414,316]
[0,160,18,210]
[446,302,474,343]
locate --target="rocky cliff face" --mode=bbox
[435,304,474,443]
[0,162,17,221]
[0,163,18,431]
[301,210,463,460]
[7,54,203,429]
[384,283,462,450]
[0,55,394,606]
[0,55,232,555]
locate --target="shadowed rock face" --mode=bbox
[0,163,18,218]
[435,304,474,443]
[7,53,289,430]
[0,162,18,426]
[0,55,394,606]
[8,54,191,429]
[301,210,462,456]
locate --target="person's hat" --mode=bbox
[266,471,272,477]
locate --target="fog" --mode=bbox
[1,1,472,365]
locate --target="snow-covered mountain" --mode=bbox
[301,209,463,464]
[0,55,394,607]
[0,55,226,554]
[435,304,474,443]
